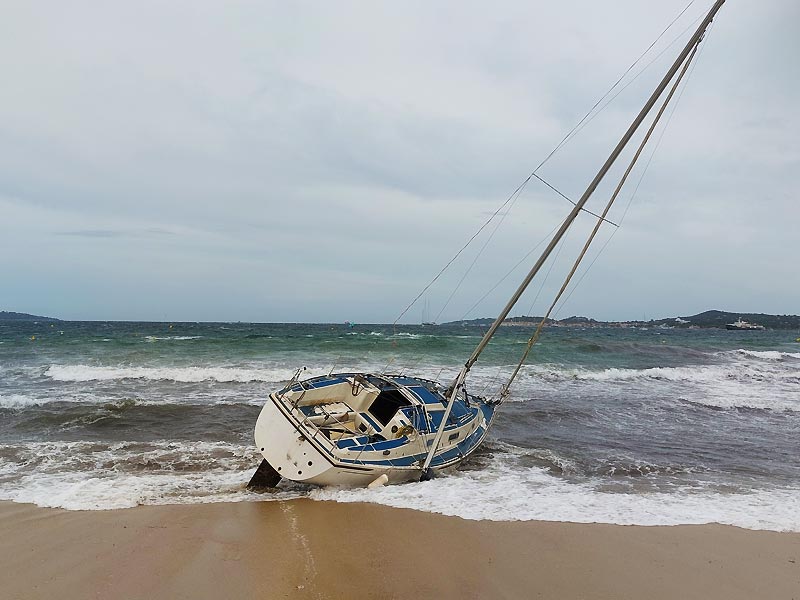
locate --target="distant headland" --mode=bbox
[0,311,61,322]
[444,310,800,330]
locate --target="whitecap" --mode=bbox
[144,335,203,342]
[731,349,800,361]
[44,364,301,383]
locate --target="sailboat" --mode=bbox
[247,0,726,489]
[421,298,437,326]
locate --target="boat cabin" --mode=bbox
[277,373,471,447]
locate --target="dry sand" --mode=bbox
[0,499,798,599]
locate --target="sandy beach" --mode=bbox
[1,500,797,599]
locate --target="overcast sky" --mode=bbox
[1,1,797,323]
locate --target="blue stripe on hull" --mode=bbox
[335,403,496,469]
[273,372,498,474]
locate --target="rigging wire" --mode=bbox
[391,174,533,326]
[533,174,618,227]
[523,224,570,318]
[553,21,714,318]
[459,221,561,320]
[392,0,699,326]
[563,9,706,145]
[535,0,698,173]
[500,36,705,399]
[433,179,528,324]
[464,5,711,327]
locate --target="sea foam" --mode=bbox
[510,361,800,412]
[44,364,302,383]
[310,464,800,532]
[2,438,797,532]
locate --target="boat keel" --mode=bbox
[246,458,282,490]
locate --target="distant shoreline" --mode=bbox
[3,309,799,330]
[444,310,800,330]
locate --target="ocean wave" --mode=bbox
[674,394,800,413]
[477,441,703,478]
[0,392,265,410]
[44,364,302,383]
[311,461,800,532]
[144,335,203,342]
[729,349,800,361]
[0,392,119,408]
[519,363,799,384]
[0,440,297,510]
[508,363,800,412]
[1,439,797,531]
[346,331,389,337]
[41,362,448,385]
[0,393,46,408]
[0,440,258,473]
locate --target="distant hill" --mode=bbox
[444,310,800,330]
[0,311,60,322]
[445,315,555,327]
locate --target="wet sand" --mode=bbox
[1,500,798,599]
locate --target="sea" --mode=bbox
[1,320,798,531]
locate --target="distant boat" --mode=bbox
[246,0,727,489]
[421,298,437,327]
[726,317,765,331]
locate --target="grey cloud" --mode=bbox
[0,1,797,322]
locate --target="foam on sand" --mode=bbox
[311,461,800,532]
[1,439,798,532]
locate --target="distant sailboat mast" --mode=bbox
[422,297,436,326]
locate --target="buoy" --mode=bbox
[367,474,389,488]
[30,336,35,341]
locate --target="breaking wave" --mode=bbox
[0,393,47,408]
[729,349,800,361]
[311,463,800,532]
[0,440,275,510]
[1,438,798,532]
[511,360,800,412]
[519,362,799,384]
[44,365,301,383]
[144,335,203,342]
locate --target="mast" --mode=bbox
[500,38,702,400]
[420,0,725,477]
[463,0,725,373]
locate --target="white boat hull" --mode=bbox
[255,395,411,486]
[253,374,496,487]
